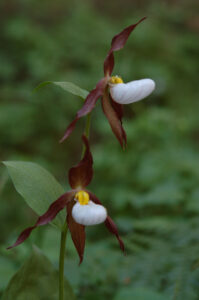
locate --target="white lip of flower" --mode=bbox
[109,76,155,105]
[72,191,107,226]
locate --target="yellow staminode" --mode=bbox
[110,76,123,84]
[75,190,89,205]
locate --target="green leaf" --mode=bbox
[2,247,76,300]
[0,256,17,291]
[3,161,65,229]
[114,287,168,300]
[34,81,89,99]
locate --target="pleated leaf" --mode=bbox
[34,81,89,99]
[3,161,65,229]
[2,247,76,300]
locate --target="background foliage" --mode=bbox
[0,0,199,299]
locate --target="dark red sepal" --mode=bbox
[68,135,93,189]
[111,97,124,120]
[87,191,125,253]
[102,90,127,148]
[7,191,74,249]
[67,200,86,264]
[60,78,106,143]
[104,17,146,76]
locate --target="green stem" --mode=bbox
[59,223,68,300]
[59,103,92,298]
[58,112,91,299]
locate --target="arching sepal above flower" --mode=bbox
[68,135,93,189]
[104,17,146,76]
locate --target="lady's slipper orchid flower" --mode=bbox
[109,78,155,105]
[72,191,107,226]
[60,17,155,148]
[8,136,124,264]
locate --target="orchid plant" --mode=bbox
[4,17,155,300]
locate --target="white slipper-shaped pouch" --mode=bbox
[109,78,155,105]
[72,200,107,226]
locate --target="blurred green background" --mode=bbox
[1,0,199,299]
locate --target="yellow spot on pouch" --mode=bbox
[110,76,123,84]
[75,190,89,205]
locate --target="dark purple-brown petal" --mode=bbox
[101,90,127,148]
[104,17,146,76]
[67,200,86,264]
[60,78,106,143]
[87,191,125,253]
[105,216,125,253]
[7,191,74,249]
[68,135,93,189]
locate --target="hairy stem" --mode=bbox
[59,223,68,300]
